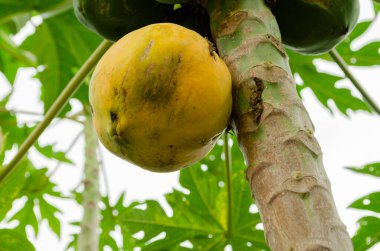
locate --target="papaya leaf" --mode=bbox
[373,1,380,13]
[0,30,36,67]
[0,50,20,84]
[39,198,62,238]
[119,139,268,250]
[34,143,73,164]
[10,199,39,236]
[65,194,131,251]
[0,30,24,84]
[98,195,126,251]
[20,10,101,114]
[0,158,30,221]
[0,96,34,151]
[0,0,71,25]
[0,228,35,251]
[352,216,380,251]
[288,51,370,115]
[346,162,380,177]
[0,13,31,35]
[7,167,63,238]
[349,192,380,213]
[66,140,267,250]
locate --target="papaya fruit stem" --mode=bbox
[0,40,112,183]
[329,48,380,115]
[223,133,233,239]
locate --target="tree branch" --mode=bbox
[0,40,112,183]
[78,107,100,251]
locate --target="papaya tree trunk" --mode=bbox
[78,107,100,251]
[202,0,353,250]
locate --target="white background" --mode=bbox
[0,0,379,250]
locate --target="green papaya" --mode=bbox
[268,0,360,55]
[165,3,212,38]
[73,0,173,41]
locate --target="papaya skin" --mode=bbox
[90,23,232,172]
[73,0,173,41]
[269,0,360,54]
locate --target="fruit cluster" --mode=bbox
[74,0,359,172]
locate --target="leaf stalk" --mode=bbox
[223,133,233,239]
[329,49,380,115]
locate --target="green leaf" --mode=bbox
[288,51,370,115]
[349,192,380,213]
[346,162,380,177]
[352,216,380,251]
[0,96,34,151]
[374,1,380,13]
[0,30,36,66]
[120,138,268,250]
[39,198,61,237]
[0,158,29,221]
[99,197,122,251]
[0,0,71,25]
[66,194,127,251]
[67,139,267,250]
[0,13,31,35]
[34,143,73,164]
[20,10,102,113]
[10,199,39,236]
[6,167,63,238]
[0,228,35,251]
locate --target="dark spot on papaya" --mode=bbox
[151,130,160,140]
[207,39,216,60]
[114,87,127,99]
[90,105,94,114]
[110,111,118,123]
[169,145,174,148]
[139,55,180,105]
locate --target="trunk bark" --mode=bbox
[202,0,353,250]
[78,107,100,251]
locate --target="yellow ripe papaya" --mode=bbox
[90,23,232,172]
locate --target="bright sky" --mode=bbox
[0,1,379,250]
